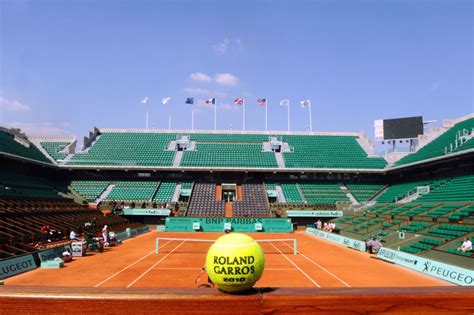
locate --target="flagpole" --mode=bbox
[214,101,217,130]
[287,101,290,131]
[242,102,245,131]
[309,105,313,132]
[146,111,149,130]
[168,114,171,130]
[192,110,194,131]
[265,101,268,131]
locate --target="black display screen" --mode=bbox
[383,116,423,140]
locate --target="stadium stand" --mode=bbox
[281,135,386,169]
[186,183,225,217]
[70,181,110,202]
[0,129,51,164]
[181,142,278,168]
[40,141,70,161]
[67,132,176,166]
[416,174,474,202]
[298,182,349,204]
[105,181,159,202]
[0,171,65,199]
[396,117,474,166]
[153,181,178,202]
[280,183,304,203]
[345,183,385,203]
[233,183,271,217]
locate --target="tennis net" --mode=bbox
[155,237,297,255]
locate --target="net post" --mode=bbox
[156,238,159,254]
[293,239,297,255]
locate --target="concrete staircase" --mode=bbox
[173,151,183,167]
[274,152,286,168]
[275,184,286,203]
[95,184,115,203]
[172,184,181,202]
[339,182,360,205]
[224,203,233,218]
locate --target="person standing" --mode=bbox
[102,225,109,244]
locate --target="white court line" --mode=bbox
[151,267,296,271]
[278,240,351,288]
[269,242,321,288]
[127,241,186,288]
[94,240,173,287]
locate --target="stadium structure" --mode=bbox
[0,113,473,312]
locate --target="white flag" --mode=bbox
[141,96,149,104]
[162,97,171,105]
[300,100,311,108]
[280,99,289,106]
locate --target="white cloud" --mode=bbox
[0,96,30,111]
[214,73,239,87]
[190,72,212,83]
[183,87,210,95]
[3,121,71,136]
[212,39,230,55]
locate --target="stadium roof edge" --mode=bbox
[388,147,474,171]
[98,128,364,137]
[0,152,56,168]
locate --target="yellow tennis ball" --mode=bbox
[206,233,265,293]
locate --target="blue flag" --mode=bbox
[185,97,194,104]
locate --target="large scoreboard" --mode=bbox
[374,116,423,141]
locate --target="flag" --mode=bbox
[234,98,244,105]
[185,97,194,104]
[205,98,216,105]
[162,97,171,105]
[300,100,311,108]
[280,99,289,106]
[257,98,267,106]
[141,96,149,104]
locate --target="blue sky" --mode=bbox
[0,0,472,142]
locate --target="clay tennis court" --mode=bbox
[4,231,451,288]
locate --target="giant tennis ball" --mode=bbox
[206,233,264,293]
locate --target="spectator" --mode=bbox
[457,237,472,252]
[371,238,383,254]
[40,224,50,242]
[70,230,79,241]
[102,225,109,244]
[323,222,328,231]
[316,219,322,230]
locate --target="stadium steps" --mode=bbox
[215,184,222,201]
[224,203,233,218]
[274,151,286,168]
[172,184,181,202]
[275,184,286,203]
[237,184,243,201]
[368,185,389,201]
[339,183,359,205]
[173,151,183,167]
[96,184,115,203]
[397,192,421,204]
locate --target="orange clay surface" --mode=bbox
[5,230,452,288]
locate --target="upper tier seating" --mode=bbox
[67,132,176,166]
[0,130,50,164]
[281,135,386,169]
[396,117,474,166]
[181,137,278,168]
[41,141,70,161]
